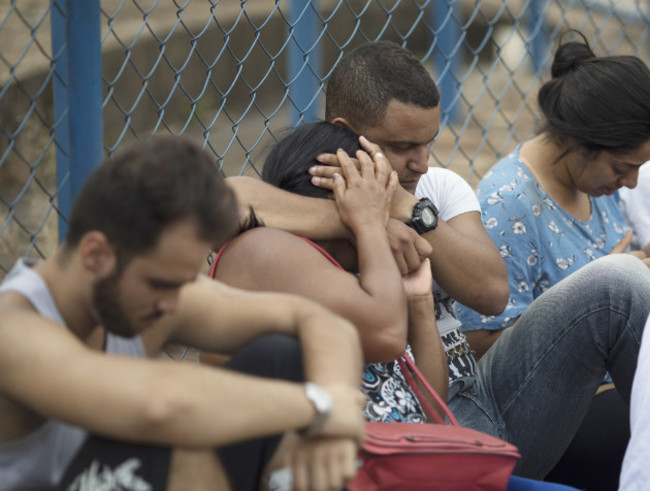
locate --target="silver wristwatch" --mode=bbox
[300,382,333,438]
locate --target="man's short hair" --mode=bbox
[64,136,239,265]
[325,41,440,131]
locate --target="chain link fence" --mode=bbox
[1,0,649,277]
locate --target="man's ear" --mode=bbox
[331,117,355,132]
[78,231,116,277]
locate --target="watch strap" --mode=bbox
[406,197,439,234]
[300,382,333,438]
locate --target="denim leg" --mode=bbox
[476,254,650,479]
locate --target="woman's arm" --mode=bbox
[402,259,448,413]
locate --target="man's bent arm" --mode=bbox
[164,278,362,382]
[422,211,509,316]
[0,292,364,448]
[167,279,367,439]
[308,157,509,315]
[387,182,507,315]
[227,176,346,239]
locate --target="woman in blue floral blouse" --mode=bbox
[457,31,650,490]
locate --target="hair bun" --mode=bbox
[551,38,595,78]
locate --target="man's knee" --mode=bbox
[568,254,650,303]
[586,254,648,281]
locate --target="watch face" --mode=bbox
[421,207,436,226]
[306,383,333,413]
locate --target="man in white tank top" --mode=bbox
[0,136,365,491]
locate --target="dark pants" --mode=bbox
[218,333,304,491]
[58,334,304,491]
[543,387,630,491]
[57,436,172,490]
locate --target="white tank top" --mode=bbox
[0,260,147,490]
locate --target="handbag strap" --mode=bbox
[208,241,231,278]
[398,355,459,426]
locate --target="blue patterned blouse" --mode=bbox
[456,145,627,332]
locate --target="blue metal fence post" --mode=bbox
[51,0,70,241]
[51,0,104,240]
[288,0,322,126]
[528,0,549,74]
[430,0,462,124]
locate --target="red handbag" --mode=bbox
[347,356,520,491]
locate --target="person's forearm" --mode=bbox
[80,356,361,449]
[354,223,408,342]
[387,195,508,315]
[389,186,420,222]
[288,299,366,443]
[424,219,508,316]
[407,295,448,405]
[140,363,318,446]
[227,176,347,239]
[291,299,363,388]
[38,352,319,449]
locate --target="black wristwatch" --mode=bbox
[406,197,439,234]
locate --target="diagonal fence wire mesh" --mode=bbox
[1,0,649,277]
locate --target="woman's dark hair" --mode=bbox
[262,121,361,198]
[538,30,650,155]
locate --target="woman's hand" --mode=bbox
[402,258,433,300]
[609,230,649,266]
[311,136,420,222]
[330,140,397,234]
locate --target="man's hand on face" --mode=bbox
[311,136,419,223]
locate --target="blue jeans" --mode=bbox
[448,254,650,479]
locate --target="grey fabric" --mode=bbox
[0,259,146,490]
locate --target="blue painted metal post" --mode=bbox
[51,0,104,240]
[430,0,462,124]
[289,0,321,126]
[51,0,70,241]
[50,0,70,240]
[528,0,549,74]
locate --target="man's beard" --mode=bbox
[92,270,138,338]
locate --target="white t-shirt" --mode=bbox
[415,167,479,382]
[415,166,481,336]
[619,313,650,490]
[619,163,650,250]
